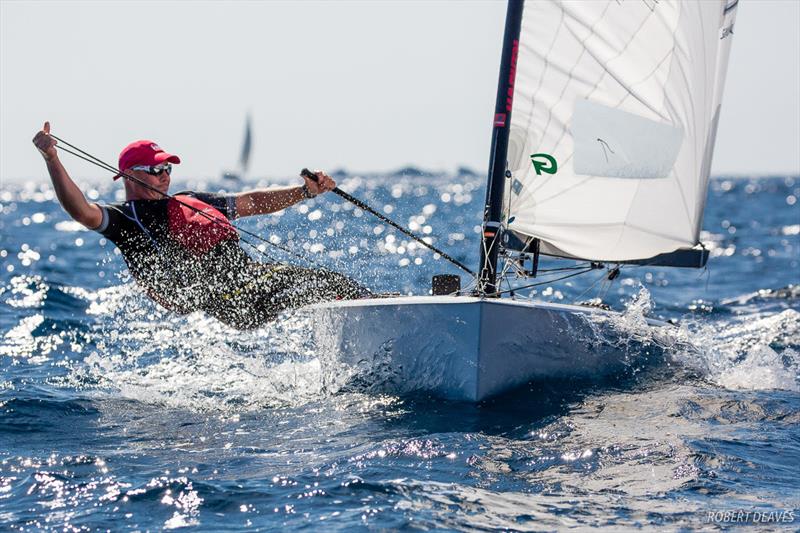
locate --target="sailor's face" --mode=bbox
[128,165,171,198]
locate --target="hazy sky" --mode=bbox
[2,0,798,183]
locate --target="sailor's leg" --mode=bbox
[264,264,370,303]
[199,262,286,329]
[201,263,369,329]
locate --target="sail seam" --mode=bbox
[519,175,593,207]
[697,2,715,232]
[547,1,617,156]
[521,1,564,139]
[616,0,681,256]
[512,1,566,207]
[668,2,699,229]
[518,221,634,228]
[544,0,675,190]
[515,1,614,205]
[619,222,687,244]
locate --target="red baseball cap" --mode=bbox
[113,140,181,180]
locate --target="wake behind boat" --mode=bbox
[304,0,739,401]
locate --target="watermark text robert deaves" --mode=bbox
[705,509,795,524]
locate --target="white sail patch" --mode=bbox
[572,99,683,179]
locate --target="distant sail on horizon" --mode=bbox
[239,114,252,177]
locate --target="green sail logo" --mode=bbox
[530,153,557,175]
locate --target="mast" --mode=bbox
[478,0,524,295]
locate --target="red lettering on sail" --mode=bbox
[505,39,519,112]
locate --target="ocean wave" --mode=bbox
[672,309,800,392]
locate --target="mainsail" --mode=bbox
[504,0,738,264]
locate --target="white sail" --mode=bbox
[222,114,253,181]
[505,0,738,262]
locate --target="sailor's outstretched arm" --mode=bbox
[32,122,103,229]
[234,170,336,218]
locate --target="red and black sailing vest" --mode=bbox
[166,195,239,256]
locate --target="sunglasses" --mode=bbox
[130,163,173,176]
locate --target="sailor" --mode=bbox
[32,122,367,329]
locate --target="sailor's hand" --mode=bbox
[32,121,58,162]
[302,169,336,197]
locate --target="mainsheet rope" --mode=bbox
[300,168,475,276]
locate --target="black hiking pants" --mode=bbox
[201,261,368,329]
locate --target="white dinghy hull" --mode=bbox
[308,296,669,402]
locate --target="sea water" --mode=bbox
[1,171,798,530]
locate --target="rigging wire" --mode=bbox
[537,263,592,273]
[572,267,613,303]
[498,251,516,280]
[459,275,479,296]
[497,258,515,295]
[596,265,621,302]
[477,228,502,292]
[486,266,598,297]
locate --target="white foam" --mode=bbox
[672,309,800,392]
[715,346,799,391]
[584,287,683,352]
[584,287,799,392]
[67,284,332,412]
